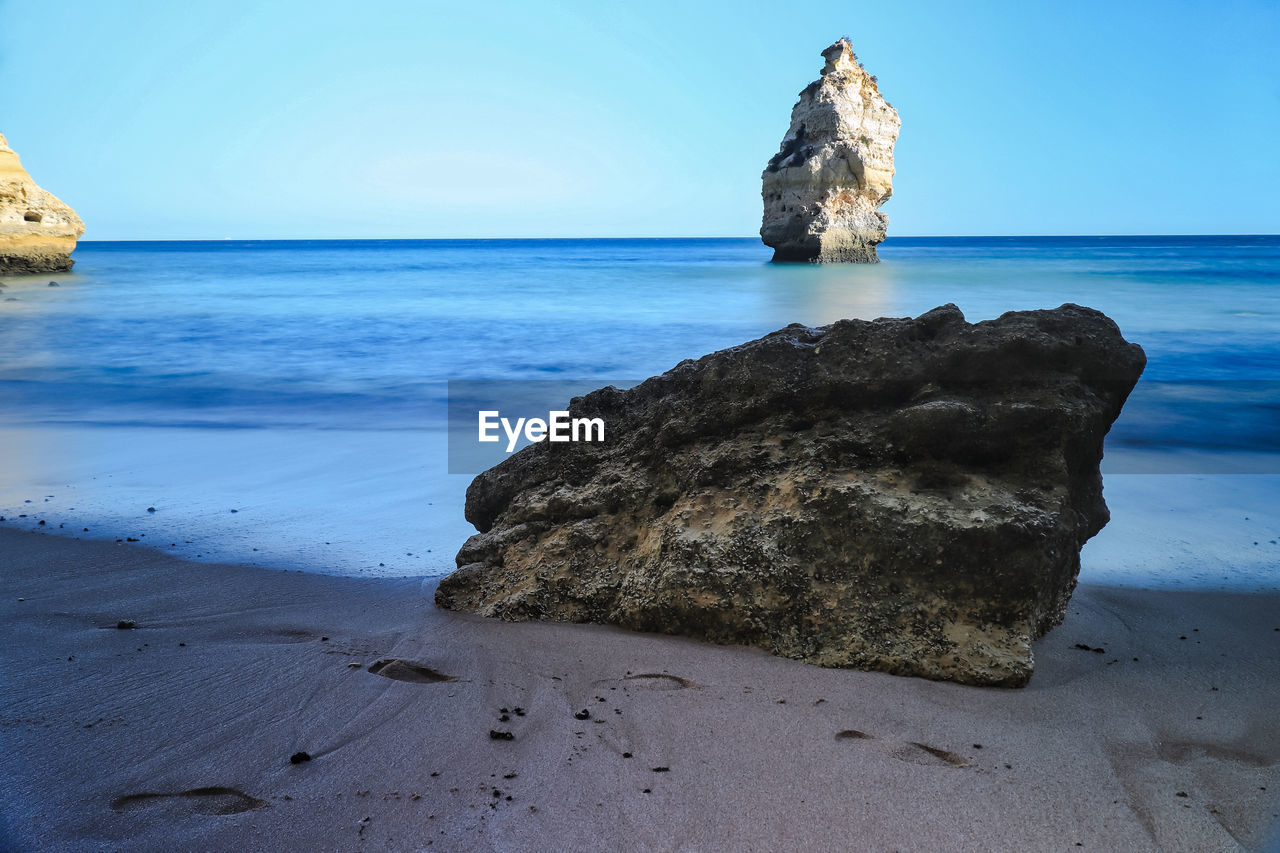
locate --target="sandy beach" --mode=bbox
[3,1,1277,850]
[2,526,1277,852]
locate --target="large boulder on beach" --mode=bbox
[0,132,84,274]
[760,38,900,263]
[436,304,1146,687]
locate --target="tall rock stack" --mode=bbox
[0,133,85,274]
[761,39,900,263]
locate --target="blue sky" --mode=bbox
[2,0,1277,239]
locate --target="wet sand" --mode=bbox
[2,526,1278,851]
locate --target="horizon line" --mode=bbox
[75,233,1280,244]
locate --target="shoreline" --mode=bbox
[3,453,1278,592]
[3,527,1279,851]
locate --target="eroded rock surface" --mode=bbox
[437,304,1146,686]
[761,38,900,263]
[0,133,84,274]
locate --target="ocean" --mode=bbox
[1,236,1277,588]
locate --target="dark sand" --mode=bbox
[2,527,1278,851]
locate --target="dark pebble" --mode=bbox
[38,520,45,526]
[652,766,670,773]
[513,707,525,716]
[622,752,632,758]
[1175,791,1188,798]
[290,752,311,764]
[489,730,514,741]
[574,709,590,720]
[503,773,517,779]
[147,507,156,513]
[499,714,510,722]
[643,788,651,794]
[116,620,137,630]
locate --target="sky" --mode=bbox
[1,0,1277,240]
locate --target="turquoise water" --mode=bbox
[1,237,1277,586]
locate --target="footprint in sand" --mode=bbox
[366,658,455,684]
[835,730,971,768]
[110,787,267,816]
[621,673,698,691]
[213,626,314,644]
[835,729,875,741]
[266,628,315,643]
[893,742,972,768]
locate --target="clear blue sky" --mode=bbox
[2,0,1277,239]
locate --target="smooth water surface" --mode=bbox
[1,237,1277,587]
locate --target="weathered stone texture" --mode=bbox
[0,133,84,274]
[761,39,900,263]
[437,304,1145,686]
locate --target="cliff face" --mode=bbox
[0,133,84,274]
[761,39,900,263]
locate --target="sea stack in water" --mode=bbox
[0,133,85,274]
[437,304,1146,687]
[761,39,900,263]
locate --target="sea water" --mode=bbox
[1,237,1277,588]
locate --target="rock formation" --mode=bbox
[0,133,84,274]
[437,304,1146,687]
[761,38,900,263]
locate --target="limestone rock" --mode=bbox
[436,304,1146,687]
[761,39,900,263]
[0,133,85,274]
